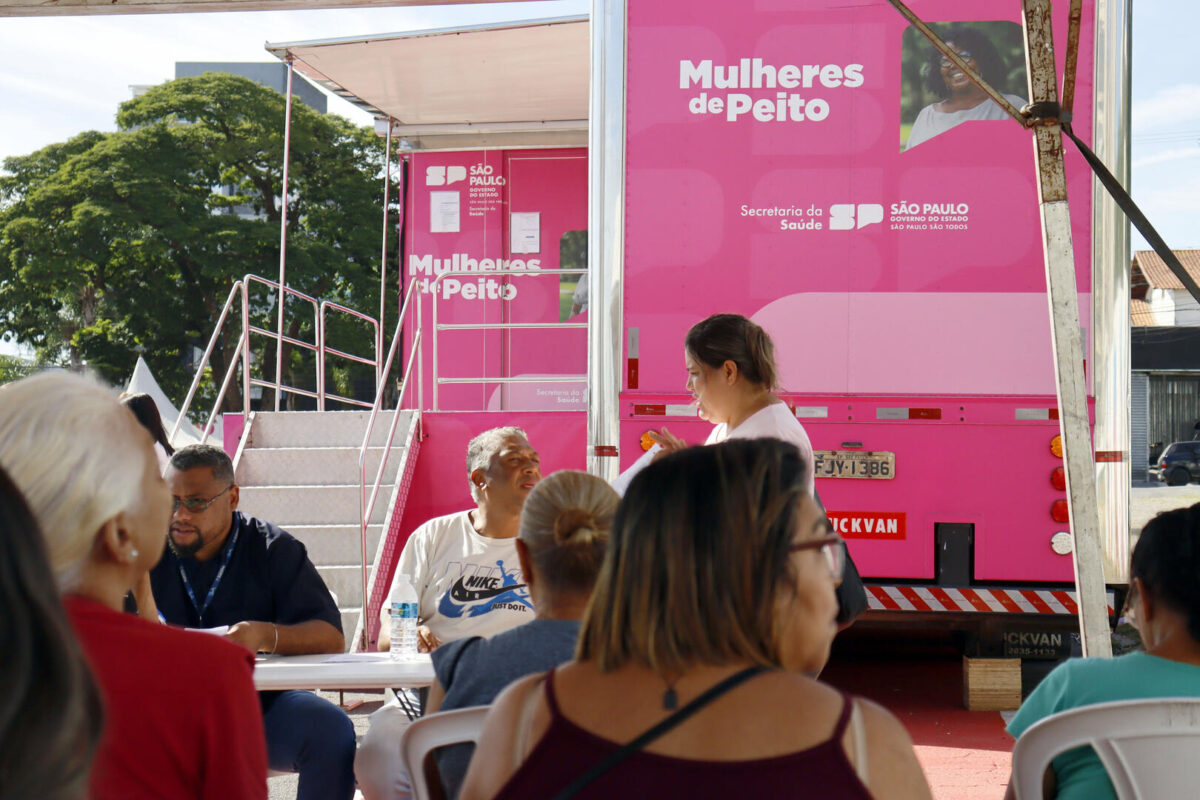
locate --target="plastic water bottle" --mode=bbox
[389,573,420,662]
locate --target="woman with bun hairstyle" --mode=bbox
[1005,502,1200,800]
[651,313,815,493]
[355,470,618,800]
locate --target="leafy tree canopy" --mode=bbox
[0,72,396,409]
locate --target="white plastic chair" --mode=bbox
[1011,697,1200,799]
[399,705,490,800]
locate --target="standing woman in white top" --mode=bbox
[653,313,815,493]
[649,314,867,626]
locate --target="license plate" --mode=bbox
[814,450,895,480]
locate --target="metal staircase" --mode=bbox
[172,274,426,650]
[233,409,419,639]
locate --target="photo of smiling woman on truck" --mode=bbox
[901,21,1027,151]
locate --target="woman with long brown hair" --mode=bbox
[0,465,103,800]
[461,439,929,799]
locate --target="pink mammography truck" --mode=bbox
[271,0,1132,657]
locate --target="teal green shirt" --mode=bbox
[1007,652,1200,800]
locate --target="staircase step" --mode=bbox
[230,409,419,645]
[248,410,410,448]
[318,564,371,608]
[287,524,385,566]
[237,446,403,487]
[239,485,389,526]
[339,608,362,645]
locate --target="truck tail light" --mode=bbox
[1050,435,1063,458]
[1051,499,1070,524]
[1051,466,1066,491]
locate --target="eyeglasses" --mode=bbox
[790,534,845,580]
[172,485,232,513]
[940,50,975,69]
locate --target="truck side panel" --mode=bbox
[621,0,1097,586]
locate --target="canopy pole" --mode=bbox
[1022,0,1112,658]
[275,56,296,411]
[379,118,394,388]
[586,0,627,481]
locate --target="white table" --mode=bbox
[253,652,435,691]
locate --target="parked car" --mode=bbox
[1155,441,1200,486]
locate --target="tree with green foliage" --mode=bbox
[0,72,396,413]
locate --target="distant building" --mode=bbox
[1130,249,1200,326]
[1130,249,1200,479]
[175,62,327,114]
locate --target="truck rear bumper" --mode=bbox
[864,584,1116,615]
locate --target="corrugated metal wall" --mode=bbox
[1132,371,1149,480]
[1146,373,1200,464]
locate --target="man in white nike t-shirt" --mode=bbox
[378,426,541,653]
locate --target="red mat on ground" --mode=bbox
[822,656,1013,800]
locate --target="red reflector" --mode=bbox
[1049,408,1059,420]
[1051,467,1066,491]
[593,445,619,457]
[1095,451,1123,463]
[632,404,665,416]
[908,408,942,420]
[1051,499,1070,524]
[627,358,639,389]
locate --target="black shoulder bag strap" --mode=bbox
[550,665,769,800]
[813,486,867,626]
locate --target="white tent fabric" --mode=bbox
[265,16,588,152]
[125,356,223,447]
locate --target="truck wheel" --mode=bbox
[1169,467,1190,486]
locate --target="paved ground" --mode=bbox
[1131,480,1200,536]
[824,636,1013,800]
[267,690,384,800]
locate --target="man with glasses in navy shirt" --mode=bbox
[149,444,355,800]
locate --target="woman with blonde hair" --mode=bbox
[0,371,267,800]
[461,439,930,800]
[355,469,617,800]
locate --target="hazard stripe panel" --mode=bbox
[865,585,1116,615]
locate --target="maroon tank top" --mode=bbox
[489,668,875,799]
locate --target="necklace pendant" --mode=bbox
[663,688,678,710]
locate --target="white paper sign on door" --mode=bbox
[510,211,541,254]
[431,191,461,233]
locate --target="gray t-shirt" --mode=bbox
[431,618,581,799]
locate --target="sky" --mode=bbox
[0,0,1195,251]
